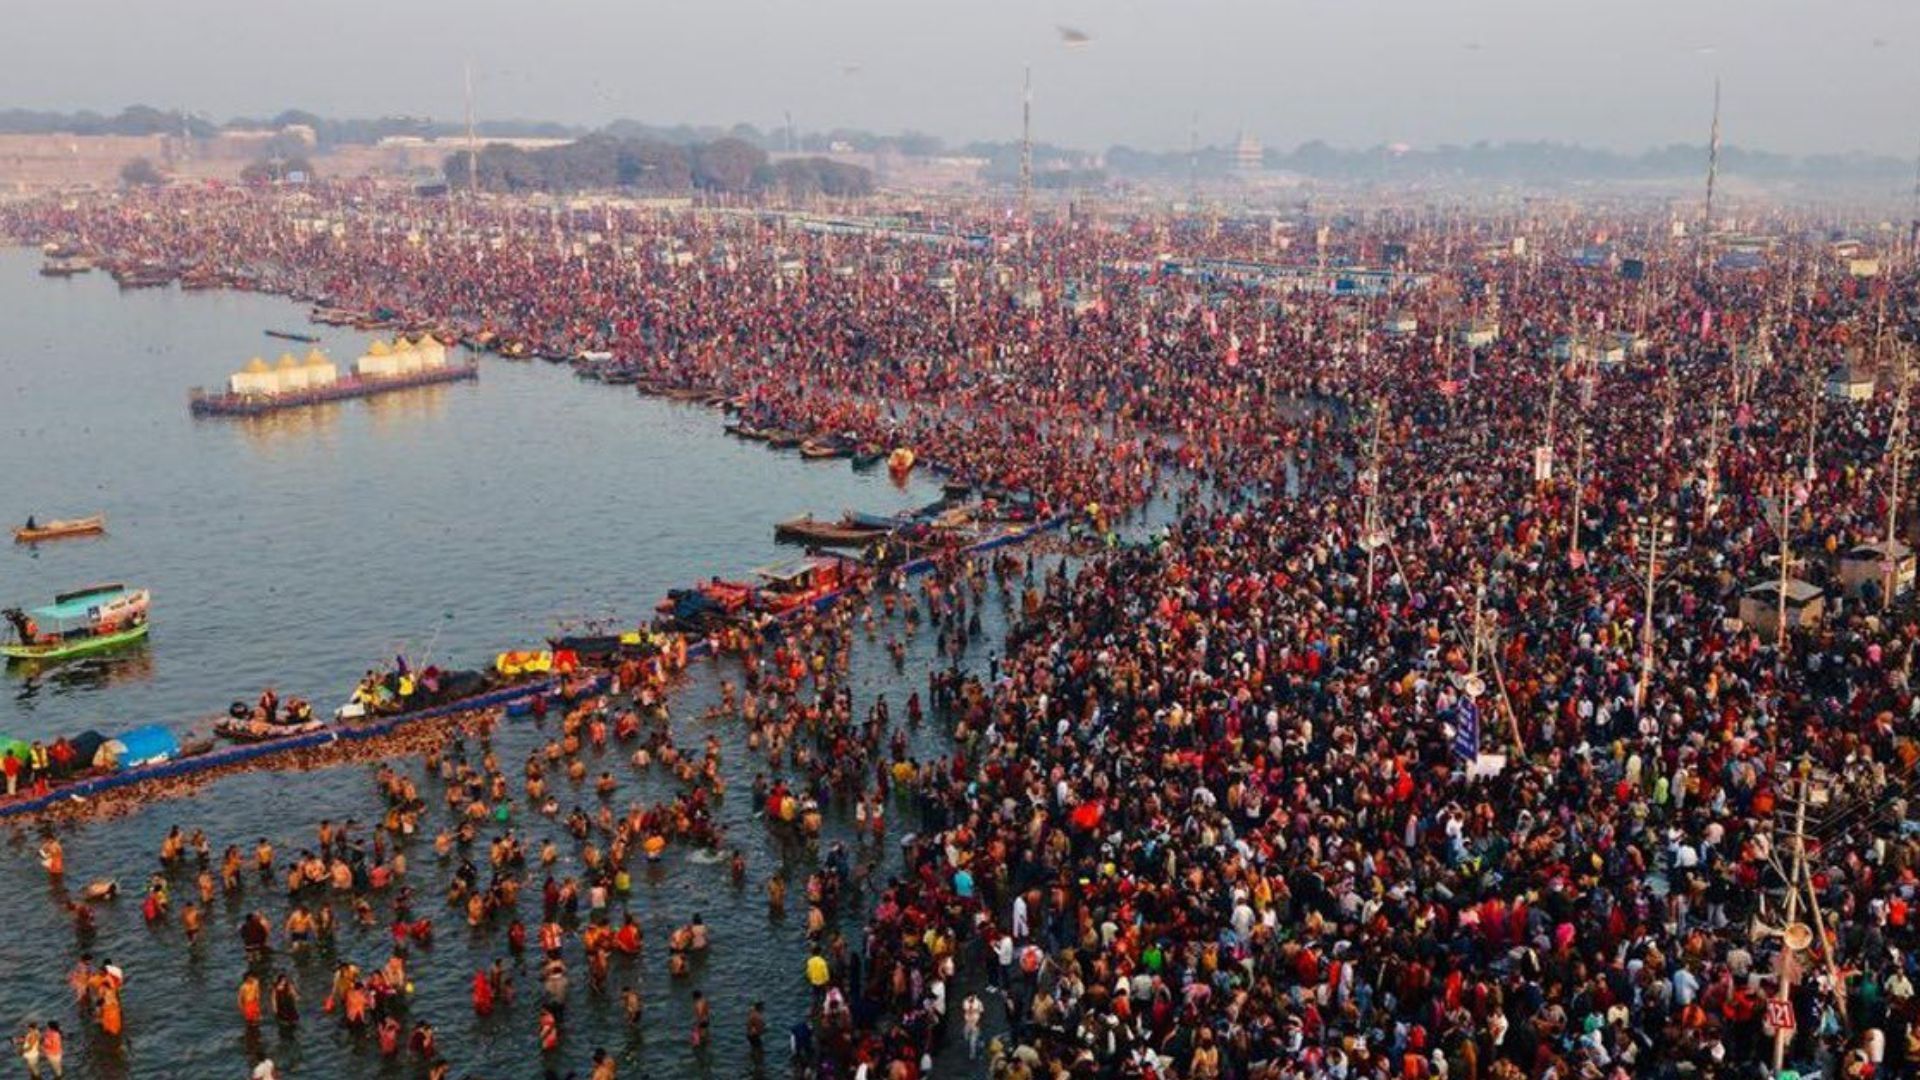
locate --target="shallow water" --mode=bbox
[0,245,1033,1078]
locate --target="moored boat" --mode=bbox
[2,584,150,663]
[14,514,106,543]
[774,513,893,547]
[751,555,867,616]
[39,256,92,277]
[799,438,853,460]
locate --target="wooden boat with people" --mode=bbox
[14,514,106,543]
[2,583,150,663]
[774,513,894,547]
[214,717,326,743]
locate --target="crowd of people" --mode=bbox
[5,184,1920,1080]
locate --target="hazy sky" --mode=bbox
[7,0,1917,155]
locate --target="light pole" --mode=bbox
[1632,512,1678,717]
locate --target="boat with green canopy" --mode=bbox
[2,584,151,662]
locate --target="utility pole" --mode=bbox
[1805,367,1821,483]
[1362,406,1387,602]
[1569,425,1586,563]
[1633,512,1676,717]
[464,60,479,200]
[1772,774,1807,1076]
[1703,399,1724,516]
[1463,582,1526,759]
[1703,77,1722,245]
[1187,110,1200,208]
[1019,65,1033,229]
[1886,346,1912,611]
[1768,480,1797,657]
[1540,372,1559,480]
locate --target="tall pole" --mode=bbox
[1703,400,1723,514]
[1772,777,1807,1076]
[1887,348,1911,611]
[1703,78,1722,241]
[1363,406,1387,602]
[1778,480,1793,656]
[464,60,478,198]
[1019,65,1033,228]
[1188,110,1200,207]
[1636,516,1664,716]
[1569,426,1586,563]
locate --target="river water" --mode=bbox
[0,246,1026,1078]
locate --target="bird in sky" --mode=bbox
[1057,25,1092,48]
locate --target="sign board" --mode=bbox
[1533,446,1553,482]
[1452,699,1481,761]
[1766,998,1795,1033]
[1466,753,1507,779]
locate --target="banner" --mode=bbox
[1453,699,1481,761]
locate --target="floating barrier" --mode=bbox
[0,485,1068,821]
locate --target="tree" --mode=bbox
[120,157,165,187]
[692,137,766,193]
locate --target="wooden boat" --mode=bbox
[774,514,893,547]
[851,448,886,471]
[799,439,852,460]
[752,555,867,616]
[265,329,321,344]
[14,514,105,543]
[113,267,174,289]
[766,431,805,450]
[2,584,150,662]
[39,256,92,277]
[214,717,326,743]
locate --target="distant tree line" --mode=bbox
[9,105,1914,185]
[442,135,872,197]
[1101,138,1918,184]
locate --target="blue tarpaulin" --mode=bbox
[114,725,180,769]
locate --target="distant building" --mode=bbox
[1232,131,1263,174]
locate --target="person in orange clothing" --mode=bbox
[238,972,263,1026]
[93,964,123,1038]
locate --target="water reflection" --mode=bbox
[230,401,344,443]
[9,644,155,705]
[362,381,454,430]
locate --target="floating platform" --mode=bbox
[189,362,479,417]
